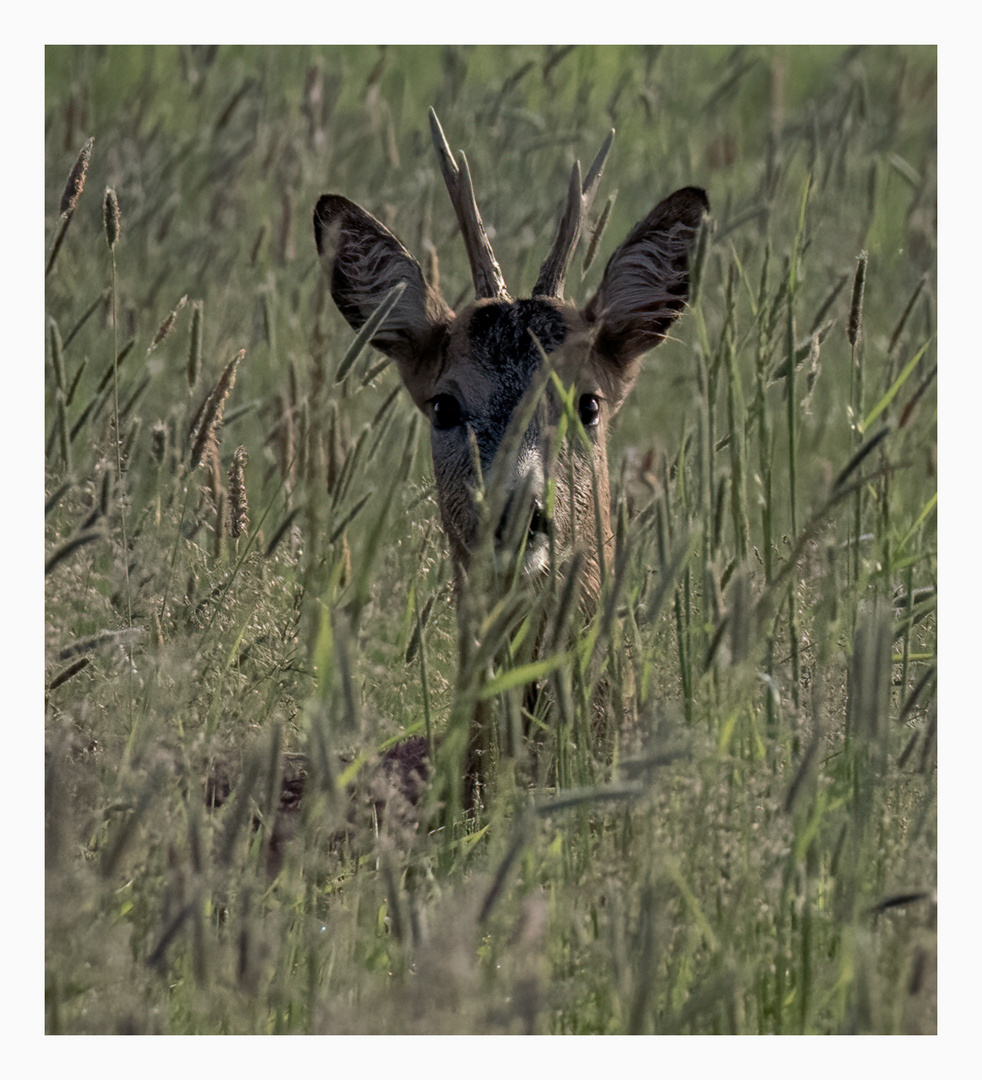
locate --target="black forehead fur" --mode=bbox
[466,299,568,371]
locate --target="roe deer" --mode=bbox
[314,109,707,804]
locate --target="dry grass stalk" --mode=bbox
[190,349,244,469]
[276,394,296,494]
[250,223,268,265]
[229,446,249,538]
[46,136,95,276]
[49,318,71,469]
[148,295,189,356]
[582,192,616,275]
[213,486,226,559]
[279,189,295,263]
[49,318,66,393]
[188,301,203,389]
[56,403,72,472]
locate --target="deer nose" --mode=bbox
[527,499,548,538]
[494,449,549,551]
[495,490,548,548]
[494,494,548,552]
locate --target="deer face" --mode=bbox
[419,296,605,580]
[314,113,707,602]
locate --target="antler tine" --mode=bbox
[533,161,583,301]
[534,128,615,300]
[582,127,615,202]
[428,107,509,301]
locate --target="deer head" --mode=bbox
[314,110,707,608]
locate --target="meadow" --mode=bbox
[44,44,936,1034]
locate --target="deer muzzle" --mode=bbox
[492,444,551,575]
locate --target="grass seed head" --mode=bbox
[229,445,249,538]
[148,295,188,356]
[103,187,120,250]
[190,349,244,469]
[188,301,203,390]
[848,250,868,348]
[59,136,94,217]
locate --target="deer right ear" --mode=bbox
[584,186,709,369]
[314,195,454,373]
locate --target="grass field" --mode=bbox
[44,44,936,1035]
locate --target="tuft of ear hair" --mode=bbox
[584,186,709,366]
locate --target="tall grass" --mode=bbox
[45,44,936,1034]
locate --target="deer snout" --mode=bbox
[495,489,548,544]
[493,447,550,566]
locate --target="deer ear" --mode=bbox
[584,186,708,366]
[314,195,453,369]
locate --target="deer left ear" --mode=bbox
[584,186,708,367]
[314,195,454,369]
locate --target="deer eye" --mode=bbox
[578,393,601,428]
[430,393,464,431]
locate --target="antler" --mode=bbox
[428,107,509,302]
[533,128,615,300]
